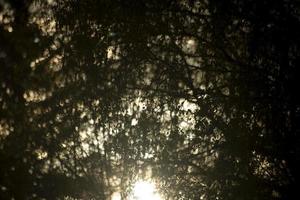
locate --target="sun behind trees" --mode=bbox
[1,0,299,199]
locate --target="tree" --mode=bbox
[1,0,299,199]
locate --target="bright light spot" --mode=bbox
[112,192,121,200]
[131,181,161,200]
[107,46,120,60]
[131,118,138,126]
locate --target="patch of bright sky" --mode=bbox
[107,45,121,60]
[0,1,14,32]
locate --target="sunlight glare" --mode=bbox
[131,181,161,200]
[112,192,121,200]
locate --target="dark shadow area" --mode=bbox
[1,0,300,199]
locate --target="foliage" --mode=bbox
[1,0,299,199]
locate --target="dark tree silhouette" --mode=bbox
[1,0,299,199]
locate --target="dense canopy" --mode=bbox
[1,0,299,199]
